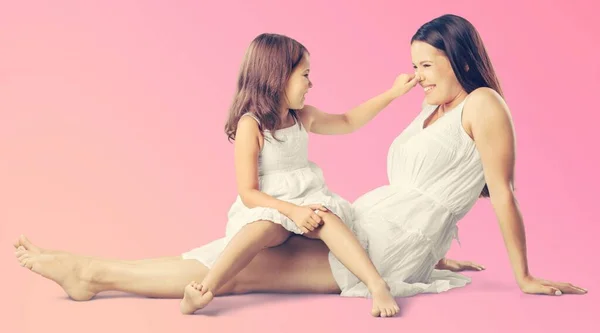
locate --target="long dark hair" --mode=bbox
[411,14,504,198]
[224,33,308,142]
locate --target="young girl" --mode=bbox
[179,33,420,317]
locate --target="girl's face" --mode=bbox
[284,53,312,110]
[411,41,466,106]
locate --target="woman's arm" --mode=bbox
[303,73,420,135]
[466,87,586,296]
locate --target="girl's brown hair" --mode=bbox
[225,33,308,142]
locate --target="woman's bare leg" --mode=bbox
[14,235,340,301]
[14,235,180,265]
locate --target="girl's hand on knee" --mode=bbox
[289,205,323,233]
[307,204,328,213]
[309,204,330,226]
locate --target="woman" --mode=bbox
[14,14,586,318]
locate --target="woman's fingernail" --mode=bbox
[555,290,562,296]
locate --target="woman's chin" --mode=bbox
[424,94,438,106]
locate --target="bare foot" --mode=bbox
[13,235,44,254]
[15,248,97,301]
[370,282,400,318]
[180,281,215,315]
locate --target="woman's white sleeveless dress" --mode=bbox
[329,98,486,297]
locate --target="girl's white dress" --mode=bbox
[184,112,354,254]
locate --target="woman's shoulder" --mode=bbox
[463,87,509,121]
[467,87,504,105]
[463,87,512,137]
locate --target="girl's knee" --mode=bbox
[303,211,341,239]
[241,220,289,244]
[319,211,342,224]
[256,221,289,245]
[250,220,283,232]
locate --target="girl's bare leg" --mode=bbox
[305,211,399,318]
[14,235,340,301]
[179,221,291,314]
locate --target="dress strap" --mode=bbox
[241,113,261,125]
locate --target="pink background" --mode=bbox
[1,0,597,332]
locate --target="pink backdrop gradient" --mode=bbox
[1,0,598,332]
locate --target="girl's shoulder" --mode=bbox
[240,112,261,125]
[237,113,262,135]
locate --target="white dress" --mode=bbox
[182,113,354,263]
[183,99,486,298]
[329,97,486,298]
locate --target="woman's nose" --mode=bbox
[415,68,424,80]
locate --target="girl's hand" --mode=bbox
[289,204,328,233]
[388,73,421,98]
